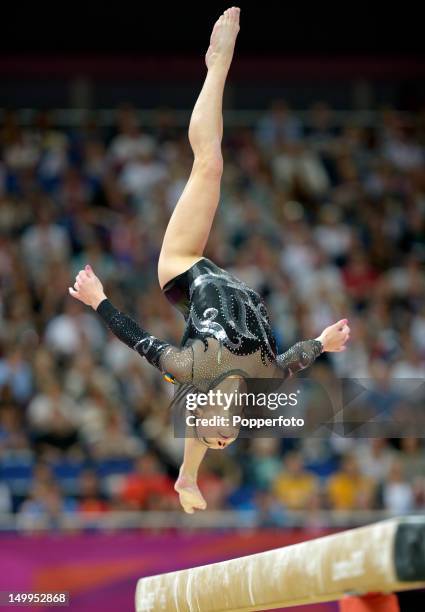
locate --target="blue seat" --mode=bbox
[96,458,135,478]
[0,459,34,495]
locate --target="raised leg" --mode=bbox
[158,7,240,289]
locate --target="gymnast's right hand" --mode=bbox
[68,264,107,310]
[317,319,350,352]
[174,473,207,514]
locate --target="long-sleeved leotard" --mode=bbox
[96,257,323,389]
[97,299,194,384]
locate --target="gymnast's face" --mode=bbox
[202,435,237,450]
[194,405,239,450]
[194,376,244,449]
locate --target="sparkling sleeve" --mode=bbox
[276,339,323,377]
[96,299,193,383]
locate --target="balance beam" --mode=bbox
[135,516,425,612]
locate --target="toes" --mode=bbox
[229,7,240,24]
[218,7,240,27]
[210,16,222,42]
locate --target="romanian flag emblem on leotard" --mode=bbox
[163,373,177,384]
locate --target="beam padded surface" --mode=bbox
[136,517,425,612]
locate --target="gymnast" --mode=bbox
[69,7,350,513]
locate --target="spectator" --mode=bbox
[399,438,425,482]
[0,347,33,404]
[354,439,396,482]
[0,404,31,455]
[256,100,302,148]
[119,452,174,510]
[17,482,76,530]
[21,208,70,281]
[273,451,318,510]
[77,470,110,513]
[109,105,156,167]
[381,459,414,514]
[255,490,286,528]
[44,299,104,357]
[327,454,375,510]
[246,439,282,490]
[27,382,80,450]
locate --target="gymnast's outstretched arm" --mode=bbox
[68,265,193,383]
[276,339,324,376]
[276,319,351,377]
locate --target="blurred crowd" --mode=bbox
[0,100,425,529]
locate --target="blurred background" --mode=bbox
[0,3,424,611]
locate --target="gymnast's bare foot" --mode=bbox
[206,7,240,70]
[175,473,207,514]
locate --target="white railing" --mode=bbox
[0,509,421,532]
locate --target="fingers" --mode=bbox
[339,324,350,350]
[75,266,95,288]
[181,499,200,514]
[69,267,93,300]
[75,268,91,289]
[181,496,207,512]
[333,319,350,338]
[334,318,348,330]
[340,328,350,346]
[183,503,206,514]
[76,271,88,284]
[341,324,350,338]
[179,491,207,514]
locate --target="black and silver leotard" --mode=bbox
[96,258,323,390]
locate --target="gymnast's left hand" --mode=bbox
[317,319,350,352]
[174,473,207,514]
[68,264,107,310]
